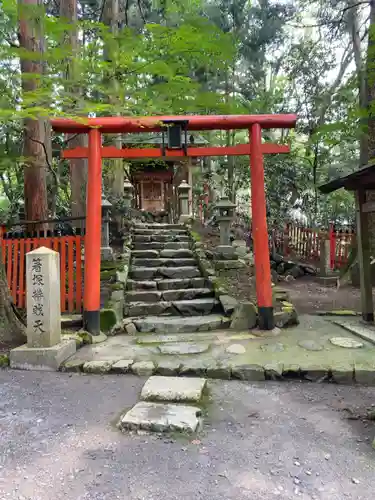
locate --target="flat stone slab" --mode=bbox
[156,360,182,376]
[125,301,172,317]
[125,290,162,302]
[157,278,206,290]
[131,250,160,258]
[298,339,324,351]
[162,288,213,301]
[332,320,375,346]
[111,359,134,373]
[133,258,196,268]
[133,315,224,333]
[158,343,210,355]
[10,340,76,372]
[158,267,201,279]
[126,280,157,290]
[130,267,158,280]
[141,376,207,402]
[83,360,115,374]
[226,344,246,354]
[330,337,363,349]
[160,249,193,258]
[173,298,218,316]
[131,361,155,376]
[119,402,201,433]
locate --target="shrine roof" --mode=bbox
[319,163,375,193]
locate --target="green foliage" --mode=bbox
[0,0,370,230]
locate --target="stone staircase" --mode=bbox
[125,223,229,333]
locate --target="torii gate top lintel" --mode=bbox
[51,113,297,134]
[55,113,297,335]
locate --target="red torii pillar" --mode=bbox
[52,114,296,333]
[250,124,273,329]
[84,129,102,333]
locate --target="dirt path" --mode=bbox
[1,371,375,500]
[283,277,363,315]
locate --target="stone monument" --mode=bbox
[10,247,76,371]
[178,180,191,223]
[101,196,114,261]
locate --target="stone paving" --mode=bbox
[63,314,375,384]
[119,375,207,433]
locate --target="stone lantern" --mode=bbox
[213,196,241,267]
[123,180,134,209]
[216,196,236,246]
[101,196,114,261]
[178,180,191,223]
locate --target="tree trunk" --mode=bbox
[364,0,375,258]
[103,0,124,205]
[348,0,368,166]
[18,0,48,228]
[0,263,25,346]
[60,0,87,229]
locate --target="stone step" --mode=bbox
[133,228,188,235]
[126,279,157,290]
[132,258,196,268]
[159,249,194,258]
[133,234,190,243]
[126,277,207,291]
[132,242,190,251]
[118,401,201,433]
[133,314,229,333]
[125,298,220,317]
[131,249,194,260]
[134,223,185,230]
[141,376,207,403]
[125,288,214,303]
[129,266,201,280]
[131,250,160,259]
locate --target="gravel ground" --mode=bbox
[1,371,375,500]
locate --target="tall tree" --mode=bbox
[18,0,48,226]
[60,0,87,228]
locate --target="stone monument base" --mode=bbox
[178,215,191,224]
[10,339,76,372]
[214,260,245,270]
[101,247,114,261]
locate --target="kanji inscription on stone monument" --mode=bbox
[26,247,61,348]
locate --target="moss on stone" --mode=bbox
[101,260,124,271]
[100,308,117,332]
[77,330,91,344]
[110,282,124,291]
[190,231,201,242]
[281,301,294,308]
[0,354,9,367]
[100,269,117,281]
[61,332,84,348]
[328,310,357,316]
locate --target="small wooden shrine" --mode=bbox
[124,132,207,218]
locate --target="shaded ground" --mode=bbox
[283,278,364,315]
[193,222,365,315]
[1,371,375,500]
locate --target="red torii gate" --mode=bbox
[51,114,297,334]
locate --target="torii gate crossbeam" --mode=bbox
[51,114,297,334]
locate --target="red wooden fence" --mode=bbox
[329,225,355,270]
[277,223,355,270]
[0,230,84,313]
